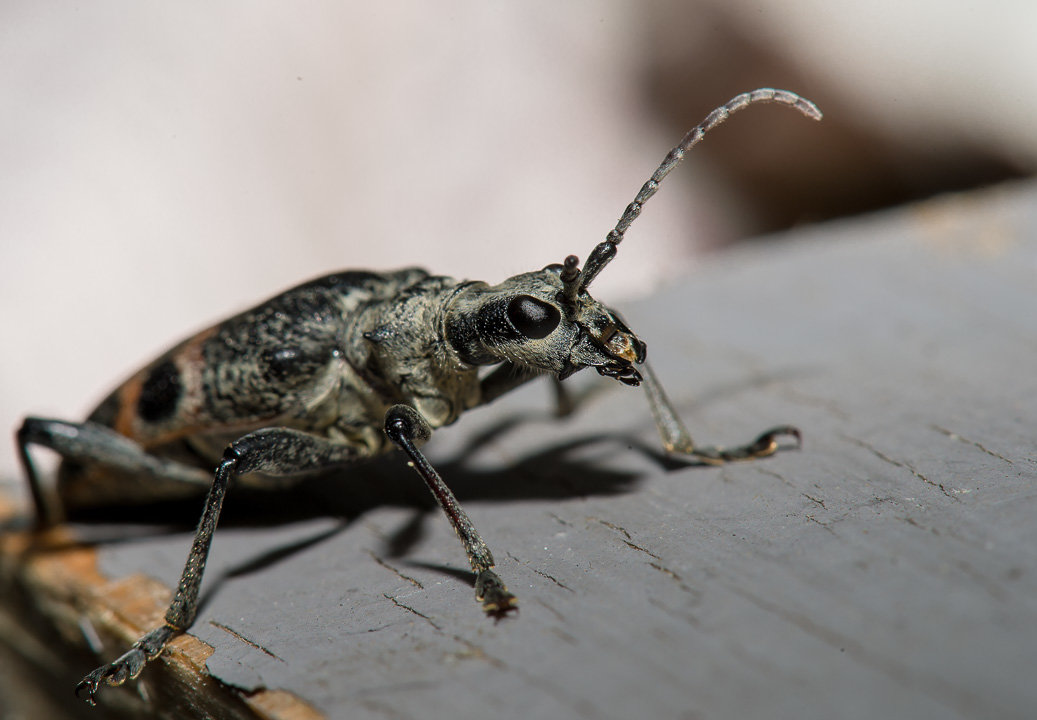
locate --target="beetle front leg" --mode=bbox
[75,427,366,705]
[640,361,800,464]
[384,404,517,614]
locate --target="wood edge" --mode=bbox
[245,689,328,720]
[0,491,326,720]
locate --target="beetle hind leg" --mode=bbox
[17,416,212,528]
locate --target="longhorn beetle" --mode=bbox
[17,88,820,704]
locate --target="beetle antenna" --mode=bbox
[562,88,822,302]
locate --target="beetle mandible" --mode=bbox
[17,88,821,704]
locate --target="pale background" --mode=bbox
[2,0,1034,492]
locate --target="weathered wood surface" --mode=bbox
[3,181,1035,719]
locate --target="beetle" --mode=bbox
[17,88,820,704]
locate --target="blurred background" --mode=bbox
[1,0,1034,490]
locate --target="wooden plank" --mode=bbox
[3,180,1036,719]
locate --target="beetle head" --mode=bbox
[444,260,645,386]
[443,91,823,386]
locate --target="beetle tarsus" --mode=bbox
[750,425,802,455]
[75,647,143,705]
[688,425,802,464]
[475,569,518,615]
[76,625,175,704]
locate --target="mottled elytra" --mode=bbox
[16,88,819,705]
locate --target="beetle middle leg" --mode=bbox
[74,427,368,704]
[383,404,517,614]
[639,361,801,464]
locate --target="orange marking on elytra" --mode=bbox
[113,373,145,439]
[112,326,219,444]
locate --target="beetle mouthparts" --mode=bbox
[596,362,642,387]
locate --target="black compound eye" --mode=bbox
[507,295,560,339]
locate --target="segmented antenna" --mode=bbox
[561,88,822,304]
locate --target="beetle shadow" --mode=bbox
[268,412,709,562]
[4,392,746,600]
[133,415,675,606]
[1,415,651,553]
[193,520,350,616]
[287,417,664,519]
